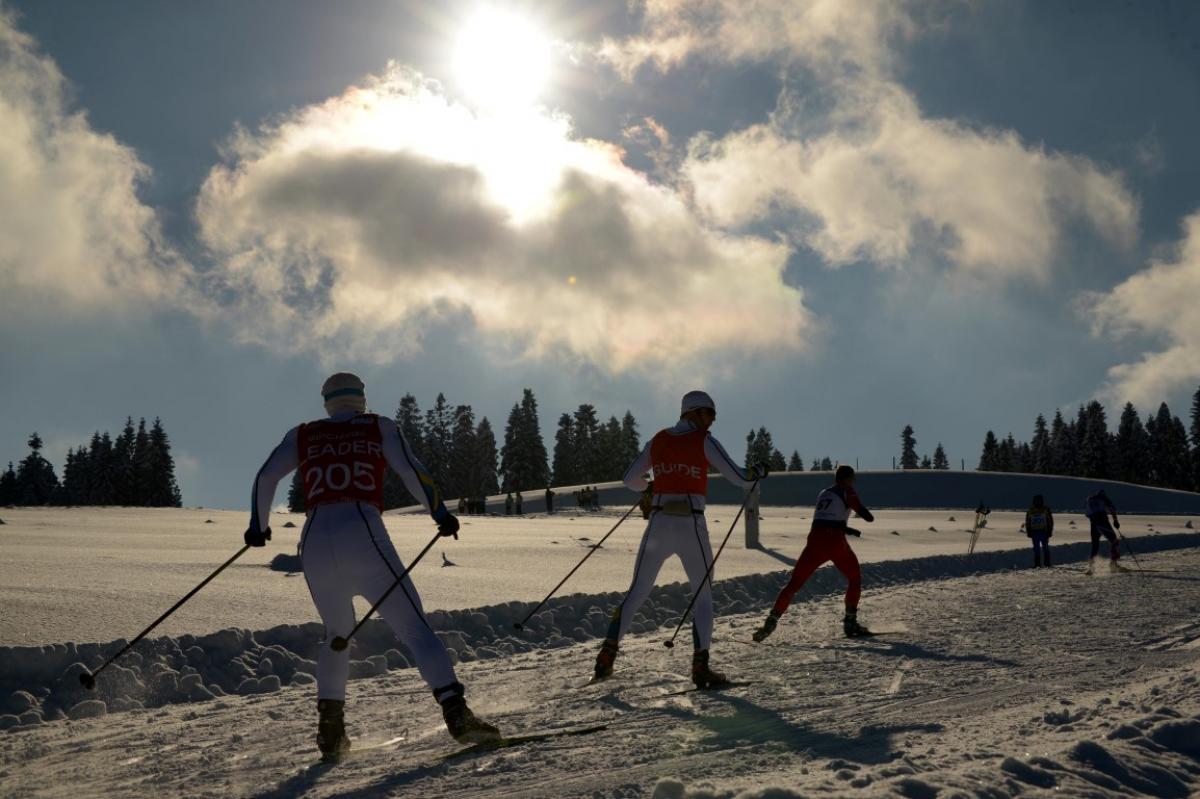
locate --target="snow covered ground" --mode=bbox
[1,507,1199,798]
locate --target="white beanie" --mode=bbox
[322,372,367,416]
[680,390,716,416]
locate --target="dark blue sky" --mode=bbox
[2,0,1198,508]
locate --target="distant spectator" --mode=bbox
[591,486,601,511]
[1025,494,1054,568]
[458,497,467,515]
[515,491,524,515]
[505,492,514,516]
[545,486,555,514]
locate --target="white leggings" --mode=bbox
[608,510,715,650]
[300,502,458,702]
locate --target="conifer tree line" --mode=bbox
[975,387,1200,493]
[0,418,182,507]
[744,427,835,473]
[895,425,951,471]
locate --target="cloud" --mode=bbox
[0,11,187,314]
[601,0,1138,280]
[195,65,811,372]
[1085,211,1200,405]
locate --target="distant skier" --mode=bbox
[245,372,498,762]
[545,486,554,514]
[505,492,514,515]
[1025,494,1054,568]
[753,464,876,642]
[594,391,766,687]
[1085,489,1123,574]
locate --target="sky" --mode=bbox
[2,0,1200,509]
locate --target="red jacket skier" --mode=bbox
[753,464,876,641]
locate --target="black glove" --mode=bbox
[845,527,862,538]
[857,507,875,523]
[244,526,272,547]
[437,514,460,539]
[752,461,770,480]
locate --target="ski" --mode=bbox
[308,734,406,766]
[440,723,608,761]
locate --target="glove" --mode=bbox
[751,461,770,480]
[437,514,460,539]
[244,526,272,547]
[857,508,875,523]
[845,527,862,538]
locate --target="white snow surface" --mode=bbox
[0,507,1199,797]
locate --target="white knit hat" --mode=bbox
[680,390,715,415]
[322,372,367,415]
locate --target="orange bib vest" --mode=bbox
[297,414,387,512]
[650,428,709,495]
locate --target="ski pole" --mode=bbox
[1117,529,1143,570]
[330,530,441,652]
[513,499,641,631]
[664,480,759,649]
[81,544,251,689]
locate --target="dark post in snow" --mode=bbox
[744,482,760,549]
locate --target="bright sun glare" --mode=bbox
[453,7,552,110]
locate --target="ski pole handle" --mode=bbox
[330,530,441,652]
[663,480,759,649]
[81,544,251,689]
[513,499,641,631]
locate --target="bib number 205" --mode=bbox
[306,461,376,497]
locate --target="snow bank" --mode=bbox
[2,533,1196,731]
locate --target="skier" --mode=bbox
[1025,494,1054,568]
[593,390,767,687]
[245,372,499,762]
[545,486,554,514]
[1085,489,1123,574]
[752,464,876,642]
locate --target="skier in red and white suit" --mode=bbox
[593,390,767,687]
[245,373,498,761]
[753,464,876,642]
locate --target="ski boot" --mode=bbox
[1033,551,1042,569]
[752,610,781,643]
[593,638,619,683]
[1085,558,1095,576]
[843,609,872,638]
[1110,559,1130,573]
[691,649,730,689]
[439,690,500,744]
[316,699,352,763]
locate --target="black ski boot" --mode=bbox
[691,649,730,689]
[843,609,872,638]
[439,689,500,744]
[752,610,781,643]
[593,638,619,682]
[317,699,352,763]
[1044,550,1052,567]
[1033,551,1042,569]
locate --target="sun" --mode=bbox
[452,7,552,110]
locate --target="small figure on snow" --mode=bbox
[545,486,555,514]
[1085,489,1123,574]
[1025,494,1054,568]
[245,372,498,762]
[753,464,876,642]
[505,492,514,516]
[594,391,766,688]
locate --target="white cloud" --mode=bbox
[194,65,813,372]
[0,11,187,314]
[602,0,1139,281]
[1085,211,1200,405]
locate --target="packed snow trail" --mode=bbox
[3,545,1200,797]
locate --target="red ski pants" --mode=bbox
[772,528,861,615]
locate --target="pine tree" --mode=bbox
[820,456,833,471]
[131,418,152,505]
[788,451,804,471]
[448,405,477,499]
[1078,401,1110,479]
[1169,414,1192,490]
[1147,403,1187,488]
[1048,410,1076,476]
[900,425,918,469]
[500,389,548,492]
[811,458,821,471]
[86,432,116,505]
[932,443,949,470]
[978,431,1000,471]
[59,447,90,505]
[1190,386,1200,492]
[475,417,500,496]
[1115,403,1149,484]
[573,404,601,482]
[1030,415,1050,473]
[997,434,1018,472]
[920,454,932,469]
[16,433,59,505]
[287,469,305,513]
[0,462,17,505]
[745,427,776,467]
[769,448,787,472]
[620,411,641,469]
[423,393,454,493]
[596,416,625,481]
[111,417,136,505]
[551,413,575,486]
[384,395,425,508]
[145,419,182,507]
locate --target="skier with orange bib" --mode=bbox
[245,373,499,762]
[752,464,876,642]
[593,390,767,687]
